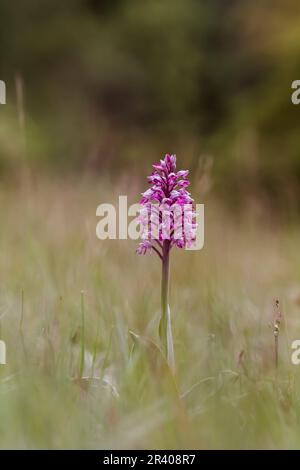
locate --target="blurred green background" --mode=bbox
[1,0,300,209]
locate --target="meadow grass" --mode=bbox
[1,177,300,449]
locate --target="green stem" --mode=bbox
[160,241,169,352]
[79,291,85,379]
[159,240,175,372]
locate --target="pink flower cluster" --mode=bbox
[137,154,197,255]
